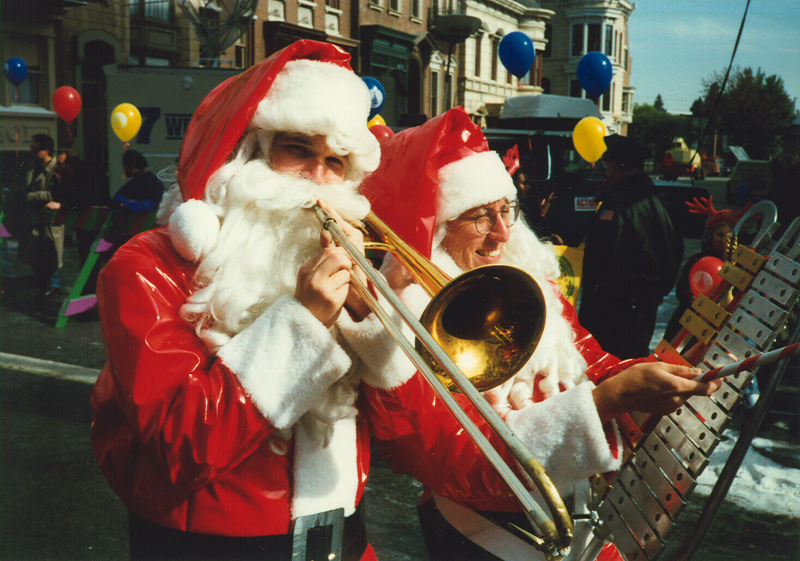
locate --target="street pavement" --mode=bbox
[1,176,797,560]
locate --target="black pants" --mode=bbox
[129,502,367,561]
[417,500,533,561]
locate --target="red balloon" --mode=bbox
[52,86,82,123]
[369,124,394,141]
[689,256,724,296]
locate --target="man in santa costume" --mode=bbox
[360,108,721,561]
[91,41,414,561]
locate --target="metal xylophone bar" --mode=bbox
[694,341,800,382]
[587,217,800,561]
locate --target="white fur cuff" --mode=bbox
[168,199,220,262]
[337,290,417,389]
[505,381,622,490]
[218,295,352,429]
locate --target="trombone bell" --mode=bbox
[419,265,546,392]
[364,210,546,393]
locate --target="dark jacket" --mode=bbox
[578,171,683,358]
[113,170,165,213]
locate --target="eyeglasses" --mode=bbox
[461,201,520,235]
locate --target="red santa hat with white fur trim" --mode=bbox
[168,40,380,262]
[360,107,517,258]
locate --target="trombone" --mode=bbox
[314,204,574,559]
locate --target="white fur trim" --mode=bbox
[505,382,622,490]
[168,199,220,262]
[293,415,358,518]
[217,295,351,429]
[436,151,518,226]
[156,183,184,226]
[337,289,417,389]
[252,59,381,178]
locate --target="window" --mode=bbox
[325,11,340,34]
[268,0,285,19]
[445,71,452,110]
[235,45,246,68]
[587,24,600,52]
[491,38,499,81]
[602,83,613,111]
[474,34,482,78]
[527,52,542,87]
[130,0,172,22]
[411,0,421,18]
[198,7,220,65]
[622,91,631,113]
[14,65,41,104]
[604,25,613,56]
[543,24,552,58]
[326,0,340,7]
[541,77,551,94]
[298,5,313,27]
[6,36,43,105]
[571,24,583,56]
[389,0,400,12]
[572,21,615,57]
[431,70,439,115]
[570,79,583,98]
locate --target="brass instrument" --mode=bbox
[364,210,546,393]
[314,204,574,559]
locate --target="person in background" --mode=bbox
[663,196,750,342]
[106,149,166,251]
[91,40,413,561]
[22,134,63,299]
[359,108,720,561]
[113,150,165,213]
[514,168,562,245]
[56,147,104,294]
[579,134,683,359]
[770,132,800,237]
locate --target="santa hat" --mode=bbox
[170,40,379,261]
[360,107,517,258]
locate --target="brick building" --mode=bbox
[1,0,637,195]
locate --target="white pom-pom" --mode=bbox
[168,199,220,262]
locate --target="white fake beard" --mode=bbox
[181,157,371,352]
[430,222,588,407]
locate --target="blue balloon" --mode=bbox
[577,51,613,97]
[4,57,28,86]
[499,32,535,79]
[362,77,386,120]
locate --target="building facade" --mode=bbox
[458,0,553,124]
[2,0,639,196]
[538,0,635,134]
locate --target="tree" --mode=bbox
[654,94,666,112]
[700,67,795,160]
[630,101,695,166]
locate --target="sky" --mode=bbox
[627,1,800,114]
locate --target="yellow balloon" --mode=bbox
[367,114,385,128]
[572,117,607,163]
[111,103,142,142]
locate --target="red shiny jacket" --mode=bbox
[364,292,634,510]
[91,227,372,539]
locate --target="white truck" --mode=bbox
[104,64,239,197]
